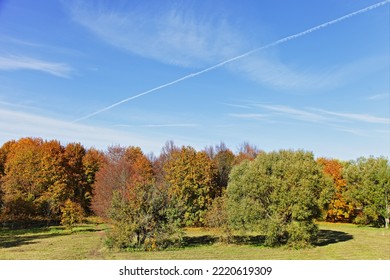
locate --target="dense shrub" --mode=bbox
[60,199,84,230]
[106,185,183,250]
[227,150,333,247]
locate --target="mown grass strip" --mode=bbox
[0,221,388,260]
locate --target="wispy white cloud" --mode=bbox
[333,126,369,137]
[114,123,198,128]
[0,55,73,78]
[0,107,161,151]
[375,129,390,135]
[313,108,390,124]
[230,103,390,136]
[66,1,243,68]
[231,54,324,90]
[72,0,331,91]
[0,35,85,57]
[243,103,390,125]
[228,113,269,121]
[64,1,389,122]
[255,104,328,122]
[232,54,388,90]
[366,93,390,100]
[0,36,45,47]
[223,103,253,109]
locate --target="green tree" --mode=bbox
[205,194,233,242]
[227,150,332,247]
[107,183,183,250]
[344,157,390,228]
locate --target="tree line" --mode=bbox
[0,137,388,249]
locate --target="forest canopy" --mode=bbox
[0,137,388,249]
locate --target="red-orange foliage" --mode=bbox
[91,146,154,218]
[233,142,261,165]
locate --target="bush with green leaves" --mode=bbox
[227,150,333,247]
[343,157,389,228]
[106,184,183,251]
[205,194,233,242]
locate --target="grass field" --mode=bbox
[0,219,389,260]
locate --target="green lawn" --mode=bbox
[0,220,389,260]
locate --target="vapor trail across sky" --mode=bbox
[73,0,389,123]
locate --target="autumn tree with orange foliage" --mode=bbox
[317,158,355,222]
[0,138,100,226]
[164,146,217,226]
[0,138,64,223]
[0,140,14,214]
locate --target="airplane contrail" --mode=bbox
[73,0,389,123]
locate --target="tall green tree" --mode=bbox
[227,150,333,247]
[344,157,390,228]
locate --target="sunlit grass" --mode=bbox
[0,219,388,260]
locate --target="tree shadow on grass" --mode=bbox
[0,232,67,248]
[230,235,266,246]
[182,235,266,247]
[0,226,102,249]
[183,230,353,248]
[315,229,353,246]
[183,235,219,247]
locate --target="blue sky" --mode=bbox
[0,0,389,160]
